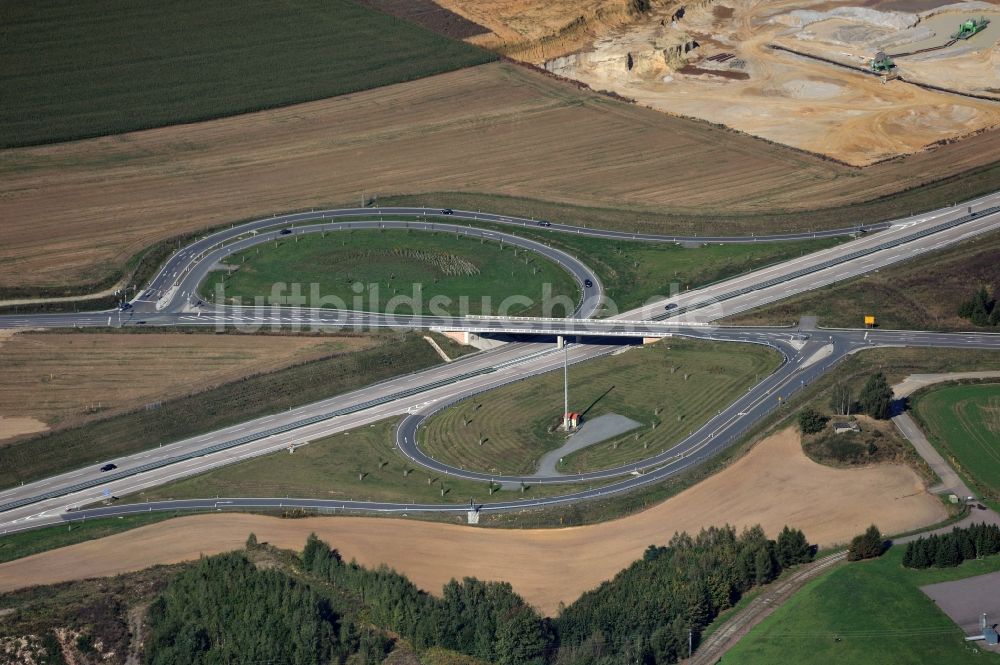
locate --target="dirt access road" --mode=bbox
[0,428,944,614]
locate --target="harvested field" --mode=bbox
[0,417,47,443]
[725,229,1000,330]
[0,331,373,440]
[0,332,464,488]
[4,61,1000,291]
[0,429,946,615]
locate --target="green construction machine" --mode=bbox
[871,51,895,73]
[952,17,990,40]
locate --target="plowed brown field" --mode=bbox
[0,428,945,614]
[3,62,999,289]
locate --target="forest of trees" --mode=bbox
[145,526,813,665]
[302,533,551,664]
[554,525,813,664]
[144,551,392,665]
[902,523,1000,569]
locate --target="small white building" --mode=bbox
[832,420,860,435]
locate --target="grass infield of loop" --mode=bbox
[123,418,604,507]
[421,338,783,476]
[203,229,580,317]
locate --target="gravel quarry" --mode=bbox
[450,0,1000,165]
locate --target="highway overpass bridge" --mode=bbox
[2,192,1000,532]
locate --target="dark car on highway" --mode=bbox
[665,303,678,310]
[584,279,593,288]
[279,228,292,235]
[441,208,454,215]
[538,220,552,227]
[119,302,132,311]
[100,463,117,472]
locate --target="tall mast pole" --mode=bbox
[563,341,569,429]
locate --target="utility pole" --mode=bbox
[563,341,569,430]
[689,630,693,659]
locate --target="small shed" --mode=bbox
[564,412,581,430]
[832,420,860,435]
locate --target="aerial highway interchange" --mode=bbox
[1,191,1000,535]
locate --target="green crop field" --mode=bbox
[202,229,580,317]
[124,418,602,507]
[726,546,1000,664]
[421,338,782,475]
[0,0,494,148]
[913,382,1000,498]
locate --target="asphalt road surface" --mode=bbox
[1,192,1000,534]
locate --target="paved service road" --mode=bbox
[1,193,1000,534]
